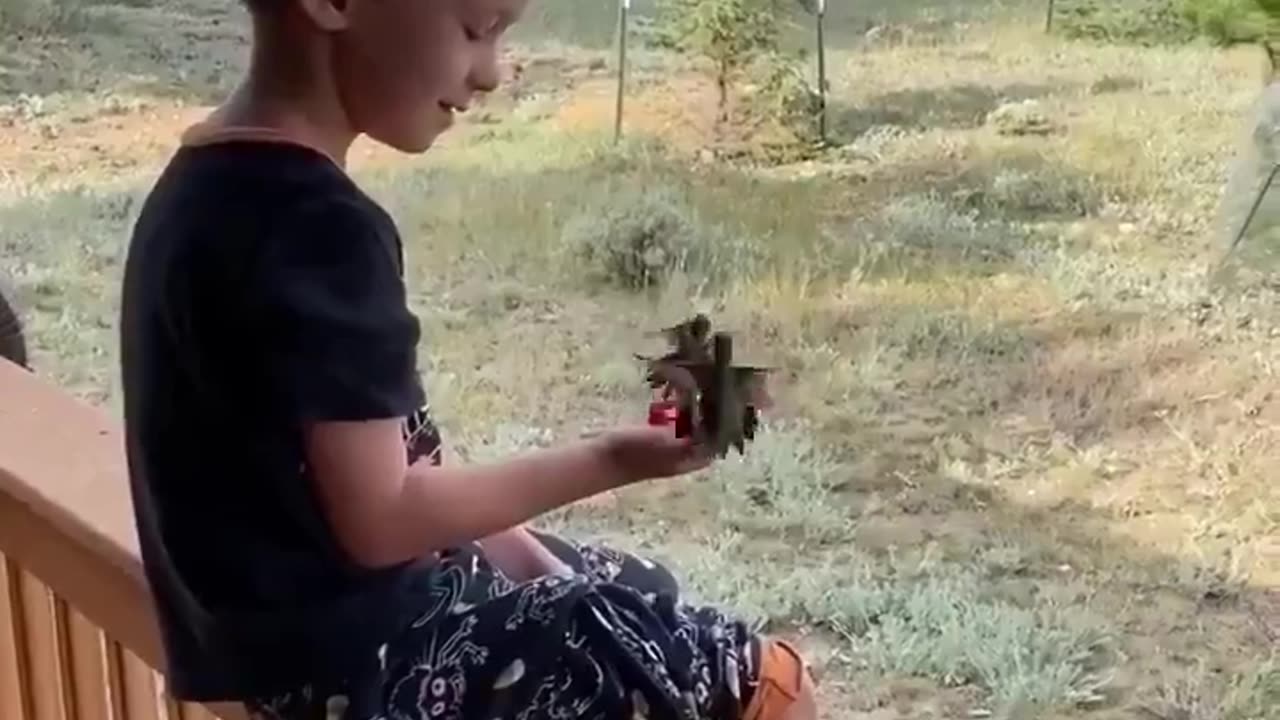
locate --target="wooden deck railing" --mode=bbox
[0,358,247,720]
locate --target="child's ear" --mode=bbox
[297,0,352,31]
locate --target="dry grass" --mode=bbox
[3,3,1280,719]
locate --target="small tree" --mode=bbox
[653,0,791,130]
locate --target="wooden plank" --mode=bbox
[184,703,223,720]
[104,640,129,720]
[19,569,62,720]
[0,361,141,559]
[1,555,31,720]
[0,363,251,720]
[206,702,249,720]
[53,595,78,720]
[156,670,183,720]
[66,607,110,720]
[0,485,162,673]
[121,647,161,720]
[0,360,158,656]
[0,518,248,720]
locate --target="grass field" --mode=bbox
[3,1,1280,719]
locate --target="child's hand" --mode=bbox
[600,425,717,483]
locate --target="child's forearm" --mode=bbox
[382,438,628,565]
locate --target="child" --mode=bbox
[117,0,818,719]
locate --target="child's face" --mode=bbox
[330,0,527,152]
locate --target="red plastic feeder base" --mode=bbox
[648,401,679,427]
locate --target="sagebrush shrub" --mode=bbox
[563,187,700,289]
[1056,0,1201,45]
[562,185,767,291]
[986,168,1102,218]
[1057,0,1278,47]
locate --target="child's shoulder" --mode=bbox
[126,137,410,336]
[154,138,371,215]
[139,137,398,259]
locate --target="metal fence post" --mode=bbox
[817,0,827,143]
[615,0,630,144]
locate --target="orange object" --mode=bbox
[742,639,811,720]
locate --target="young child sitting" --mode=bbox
[117,0,818,719]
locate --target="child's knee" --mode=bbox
[742,638,818,720]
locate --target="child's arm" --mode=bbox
[477,526,573,580]
[305,420,698,570]
[254,202,709,570]
[435,447,573,580]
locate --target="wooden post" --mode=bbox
[1046,0,1056,34]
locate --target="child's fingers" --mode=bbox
[677,439,716,467]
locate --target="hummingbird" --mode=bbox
[656,313,712,364]
[637,314,774,457]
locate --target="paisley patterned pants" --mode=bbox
[245,532,763,720]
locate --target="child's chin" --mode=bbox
[370,126,442,155]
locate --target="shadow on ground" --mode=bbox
[829,80,1076,139]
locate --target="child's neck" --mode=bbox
[189,24,356,168]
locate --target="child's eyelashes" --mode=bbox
[461,17,490,40]
[462,12,511,42]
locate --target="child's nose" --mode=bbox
[468,50,501,94]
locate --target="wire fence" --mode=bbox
[511,0,1050,147]
[510,0,1047,50]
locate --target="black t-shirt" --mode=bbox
[119,139,443,701]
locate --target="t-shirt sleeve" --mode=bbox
[252,196,425,423]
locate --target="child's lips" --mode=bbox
[436,100,470,130]
[436,103,457,128]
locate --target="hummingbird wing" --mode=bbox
[656,314,713,353]
[647,361,704,400]
[732,368,775,409]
